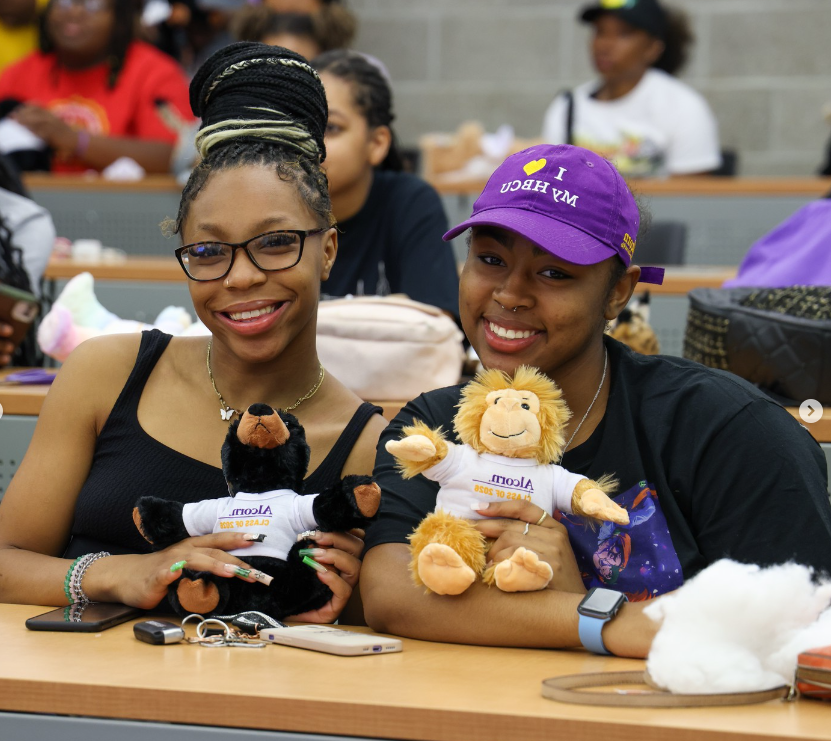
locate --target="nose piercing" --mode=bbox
[499,304,519,313]
[224,278,231,287]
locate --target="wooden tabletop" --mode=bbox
[44,256,184,282]
[2,370,828,442]
[42,256,736,295]
[0,603,827,741]
[25,173,831,199]
[430,175,831,198]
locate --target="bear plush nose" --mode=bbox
[237,404,289,449]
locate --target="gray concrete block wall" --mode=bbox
[349,0,831,176]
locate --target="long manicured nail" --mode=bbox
[243,533,266,542]
[170,560,187,572]
[298,548,325,557]
[296,530,318,542]
[470,502,490,511]
[224,563,273,586]
[302,555,328,573]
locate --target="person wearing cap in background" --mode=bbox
[360,144,831,657]
[542,0,721,178]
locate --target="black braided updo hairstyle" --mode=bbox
[312,49,404,172]
[170,42,334,237]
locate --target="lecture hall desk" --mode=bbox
[0,603,829,741]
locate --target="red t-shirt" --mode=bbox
[0,41,193,172]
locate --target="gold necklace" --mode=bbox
[206,338,325,421]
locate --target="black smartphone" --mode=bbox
[0,283,39,353]
[25,602,141,632]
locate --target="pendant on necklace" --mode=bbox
[220,407,236,421]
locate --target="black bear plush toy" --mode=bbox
[132,403,381,619]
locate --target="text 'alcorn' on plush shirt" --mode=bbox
[366,337,831,601]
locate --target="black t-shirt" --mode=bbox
[366,337,831,600]
[323,170,460,318]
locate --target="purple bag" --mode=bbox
[724,200,831,288]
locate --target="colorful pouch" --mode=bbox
[796,645,831,701]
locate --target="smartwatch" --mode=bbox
[577,587,628,655]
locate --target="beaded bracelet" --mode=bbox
[63,556,84,605]
[65,551,111,605]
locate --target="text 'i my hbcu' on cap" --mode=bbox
[443,143,665,285]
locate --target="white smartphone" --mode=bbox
[259,625,403,656]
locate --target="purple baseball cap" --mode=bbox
[443,143,665,284]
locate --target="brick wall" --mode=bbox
[349,0,831,176]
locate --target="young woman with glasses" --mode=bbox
[0,0,192,173]
[0,43,387,622]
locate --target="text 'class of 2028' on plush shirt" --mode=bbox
[365,337,831,601]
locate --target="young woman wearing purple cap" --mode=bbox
[542,0,720,178]
[360,144,831,658]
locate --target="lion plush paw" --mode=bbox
[579,488,629,525]
[493,547,553,592]
[417,543,476,595]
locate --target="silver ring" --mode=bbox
[522,522,530,536]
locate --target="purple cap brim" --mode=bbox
[443,207,618,266]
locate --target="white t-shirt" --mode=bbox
[541,68,721,177]
[182,489,319,560]
[422,444,586,519]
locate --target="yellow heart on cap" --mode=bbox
[523,159,546,176]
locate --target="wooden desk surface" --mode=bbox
[44,256,183,282]
[0,603,827,741]
[25,173,831,199]
[2,369,828,443]
[431,175,831,198]
[43,257,736,295]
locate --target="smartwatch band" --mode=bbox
[578,612,612,656]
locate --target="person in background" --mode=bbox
[312,50,459,319]
[0,0,192,174]
[0,154,55,298]
[0,153,56,367]
[231,7,322,61]
[0,0,48,74]
[541,0,721,178]
[262,0,354,51]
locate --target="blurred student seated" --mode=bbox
[231,7,321,60]
[0,0,193,174]
[262,0,354,51]
[0,153,56,367]
[0,0,48,74]
[541,0,721,178]
[312,50,459,321]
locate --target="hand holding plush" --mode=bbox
[133,403,380,618]
[386,366,627,596]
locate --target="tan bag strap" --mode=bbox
[542,671,790,708]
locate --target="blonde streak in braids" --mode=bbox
[195,107,320,159]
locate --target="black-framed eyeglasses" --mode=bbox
[175,228,328,282]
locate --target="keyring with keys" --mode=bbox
[181,614,267,648]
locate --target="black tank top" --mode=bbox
[65,330,382,558]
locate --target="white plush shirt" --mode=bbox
[421,443,586,519]
[182,489,319,560]
[541,69,721,177]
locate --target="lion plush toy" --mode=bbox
[385,366,629,596]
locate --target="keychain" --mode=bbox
[181,614,267,648]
